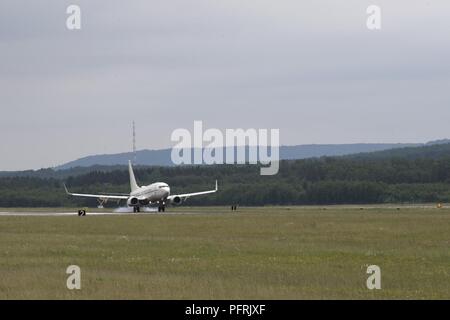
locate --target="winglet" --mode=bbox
[215,180,218,191]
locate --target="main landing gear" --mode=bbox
[133,205,165,213]
[157,200,166,213]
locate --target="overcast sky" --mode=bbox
[0,0,449,170]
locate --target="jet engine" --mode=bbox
[127,197,139,207]
[170,196,183,205]
[127,197,149,206]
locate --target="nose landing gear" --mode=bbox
[133,206,140,213]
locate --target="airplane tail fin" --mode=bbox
[128,160,139,192]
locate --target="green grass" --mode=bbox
[0,206,449,299]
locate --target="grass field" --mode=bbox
[0,206,449,299]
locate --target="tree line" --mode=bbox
[2,156,450,207]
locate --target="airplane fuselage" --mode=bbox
[130,182,170,203]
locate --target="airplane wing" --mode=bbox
[64,184,129,200]
[167,180,218,201]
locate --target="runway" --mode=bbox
[0,207,160,216]
[0,205,442,217]
[0,211,154,216]
[0,207,215,216]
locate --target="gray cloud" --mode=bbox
[0,0,449,170]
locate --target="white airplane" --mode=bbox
[64,160,218,212]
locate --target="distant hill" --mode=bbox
[348,141,450,160]
[2,140,450,179]
[56,143,421,170]
[0,165,127,179]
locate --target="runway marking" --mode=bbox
[0,212,115,216]
[0,210,207,216]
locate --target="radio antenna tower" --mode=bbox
[132,120,137,164]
